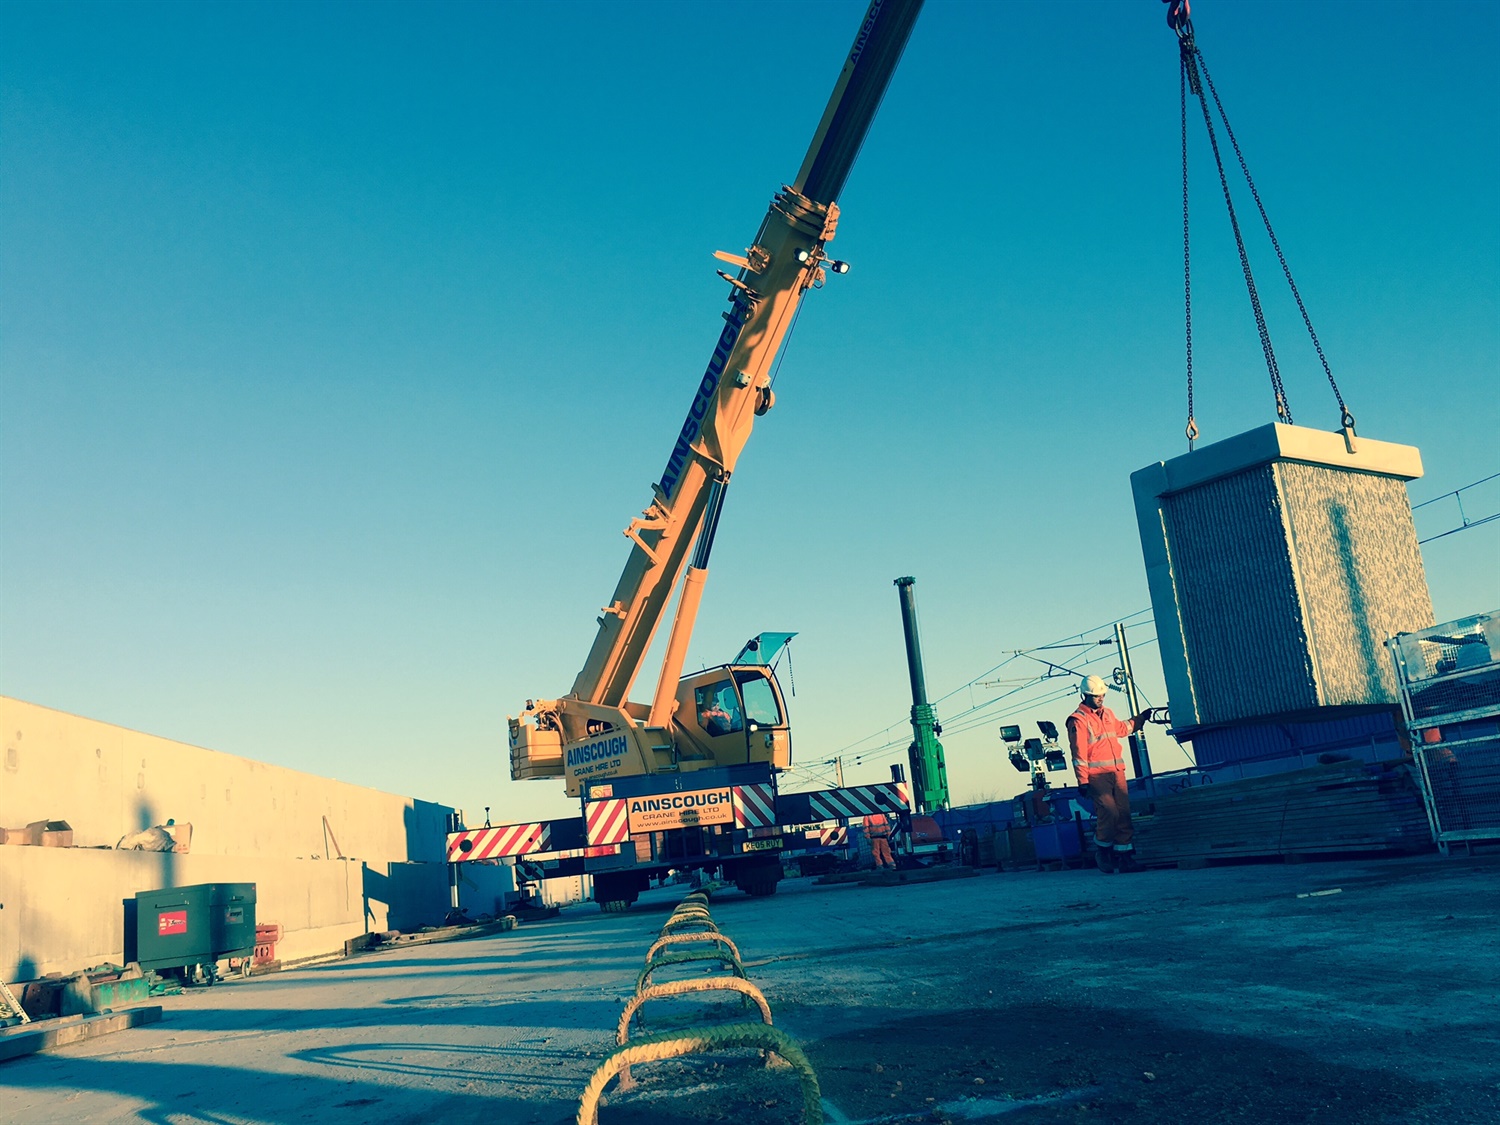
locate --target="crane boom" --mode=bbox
[509,0,922,815]
[497,0,924,910]
[569,0,923,709]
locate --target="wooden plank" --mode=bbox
[1132,759,1429,865]
[0,1006,162,1061]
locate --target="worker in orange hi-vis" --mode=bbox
[1068,675,1152,875]
[862,812,896,870]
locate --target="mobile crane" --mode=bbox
[445,0,924,910]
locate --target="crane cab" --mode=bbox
[675,664,791,770]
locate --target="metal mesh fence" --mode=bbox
[1392,610,1500,850]
[1416,736,1500,841]
[1406,671,1500,722]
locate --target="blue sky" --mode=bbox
[3,0,1496,822]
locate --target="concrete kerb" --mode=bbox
[575,1023,822,1125]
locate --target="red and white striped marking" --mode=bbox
[804,782,909,822]
[733,783,777,828]
[586,798,630,845]
[515,844,623,862]
[820,825,849,847]
[446,823,549,863]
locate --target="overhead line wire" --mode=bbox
[823,606,1155,764]
[841,633,1161,768]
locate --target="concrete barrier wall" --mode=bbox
[0,846,385,978]
[0,697,514,982]
[1,696,451,862]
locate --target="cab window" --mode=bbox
[734,673,782,727]
[695,681,744,736]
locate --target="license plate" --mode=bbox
[742,838,784,852]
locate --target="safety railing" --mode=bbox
[1388,611,1500,852]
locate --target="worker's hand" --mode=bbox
[1134,709,1153,728]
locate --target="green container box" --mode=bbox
[134,883,257,975]
[134,884,213,973]
[210,883,257,958]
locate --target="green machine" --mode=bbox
[894,577,949,813]
[133,883,256,984]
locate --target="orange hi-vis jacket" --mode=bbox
[862,813,891,839]
[1067,703,1141,784]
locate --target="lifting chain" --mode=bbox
[1165,0,1355,449]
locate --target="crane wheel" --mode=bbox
[733,856,782,898]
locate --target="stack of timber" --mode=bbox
[1132,759,1431,868]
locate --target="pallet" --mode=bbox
[1133,759,1431,867]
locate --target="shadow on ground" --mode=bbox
[560,998,1500,1125]
[798,1002,1499,1125]
[0,1053,569,1125]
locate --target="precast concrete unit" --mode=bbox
[1132,423,1436,736]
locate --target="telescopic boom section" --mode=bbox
[568,0,923,710]
[795,0,925,205]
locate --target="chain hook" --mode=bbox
[1185,416,1199,451]
[1164,0,1194,50]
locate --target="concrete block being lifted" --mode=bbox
[1133,424,1435,734]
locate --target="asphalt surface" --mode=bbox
[3,852,1498,1124]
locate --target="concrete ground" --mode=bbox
[2,853,1497,1124]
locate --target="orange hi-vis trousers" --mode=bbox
[1083,770,1133,848]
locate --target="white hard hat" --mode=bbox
[1080,675,1109,697]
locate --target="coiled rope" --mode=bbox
[575,1024,822,1125]
[644,930,743,965]
[613,976,776,1089]
[578,891,822,1124]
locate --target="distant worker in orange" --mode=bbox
[1069,675,1152,874]
[863,812,896,870]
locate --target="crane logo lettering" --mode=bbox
[567,735,629,769]
[848,0,881,67]
[627,787,735,833]
[658,300,751,499]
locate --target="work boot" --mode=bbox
[1114,850,1143,874]
[1094,845,1116,874]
